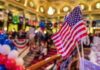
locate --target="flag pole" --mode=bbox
[76,42,81,59]
[81,38,85,70]
[81,38,84,58]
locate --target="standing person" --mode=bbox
[12,28,17,39]
[22,29,26,39]
[89,33,94,45]
[45,31,51,52]
[83,35,90,48]
[29,43,34,54]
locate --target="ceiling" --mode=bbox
[28,0,100,15]
[1,0,100,21]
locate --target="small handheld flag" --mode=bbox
[39,22,45,33]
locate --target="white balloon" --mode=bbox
[8,50,19,59]
[0,44,2,48]
[0,45,11,55]
[16,58,24,65]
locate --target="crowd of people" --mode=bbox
[5,28,54,60]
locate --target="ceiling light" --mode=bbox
[96,3,100,9]
[40,7,44,13]
[24,0,28,7]
[80,4,85,10]
[48,6,54,15]
[63,7,69,12]
[30,2,34,7]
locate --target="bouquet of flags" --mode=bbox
[51,6,87,58]
[39,22,45,44]
[51,5,100,70]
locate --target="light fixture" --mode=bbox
[80,4,85,10]
[4,27,7,31]
[24,0,28,7]
[63,7,69,12]
[40,7,44,13]
[96,3,100,9]
[30,1,34,7]
[48,6,54,15]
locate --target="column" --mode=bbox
[22,10,26,30]
[3,2,9,31]
[88,13,93,34]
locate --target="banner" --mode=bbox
[80,58,100,70]
[11,39,29,49]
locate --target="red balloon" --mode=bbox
[0,54,7,65]
[5,58,16,69]
[14,65,24,70]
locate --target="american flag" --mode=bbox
[51,6,87,58]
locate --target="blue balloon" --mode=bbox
[0,35,4,44]
[3,40,13,47]
[10,46,14,50]
[0,65,7,70]
[13,47,18,51]
[1,34,8,41]
[10,46,18,50]
[3,34,7,40]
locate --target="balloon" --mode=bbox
[3,34,8,40]
[13,47,18,51]
[11,46,18,50]
[8,50,19,59]
[5,58,16,69]
[1,34,8,40]
[3,40,13,47]
[0,44,2,48]
[0,65,7,70]
[0,45,11,55]
[0,35,4,44]
[16,58,24,65]
[0,55,7,65]
[14,65,24,70]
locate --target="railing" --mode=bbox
[19,46,29,56]
[25,54,61,70]
[25,48,90,70]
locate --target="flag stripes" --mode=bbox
[51,21,87,58]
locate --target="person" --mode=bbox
[41,42,47,56]
[12,28,17,39]
[29,43,34,54]
[45,31,51,52]
[18,29,23,39]
[89,33,94,45]
[89,32,100,65]
[83,35,90,48]
[22,29,26,39]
